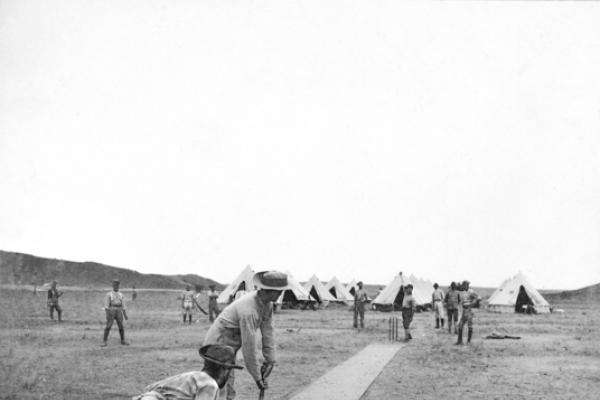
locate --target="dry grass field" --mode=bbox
[1,288,598,399]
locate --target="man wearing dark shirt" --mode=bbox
[47,280,63,322]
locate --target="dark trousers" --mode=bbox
[402,308,413,329]
[49,304,62,321]
[447,308,458,332]
[353,303,365,328]
[208,302,219,322]
[104,308,125,342]
[458,308,473,330]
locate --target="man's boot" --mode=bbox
[455,328,463,345]
[404,329,411,342]
[101,329,109,346]
[119,329,129,345]
[189,316,193,325]
[435,318,440,329]
[440,318,444,328]
[467,328,473,344]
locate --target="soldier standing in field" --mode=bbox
[455,280,481,345]
[402,284,416,342]
[202,271,289,400]
[47,280,63,322]
[102,279,129,346]
[444,282,460,334]
[353,281,368,329]
[432,283,445,329]
[132,285,137,302]
[182,285,195,325]
[207,284,220,322]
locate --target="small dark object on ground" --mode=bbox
[485,333,521,340]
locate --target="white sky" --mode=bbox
[1,1,600,290]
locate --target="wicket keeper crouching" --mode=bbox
[133,344,242,400]
[202,271,289,400]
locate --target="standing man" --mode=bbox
[47,280,63,322]
[102,279,129,346]
[456,280,481,345]
[182,285,195,325]
[133,344,243,400]
[207,285,220,322]
[444,282,460,334]
[402,284,416,342]
[432,283,445,329]
[132,285,138,302]
[353,281,369,329]
[203,271,289,400]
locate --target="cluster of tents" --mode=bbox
[216,266,356,308]
[370,271,551,313]
[217,266,552,314]
[371,272,434,311]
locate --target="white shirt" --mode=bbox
[105,290,125,310]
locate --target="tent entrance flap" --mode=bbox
[393,287,404,311]
[515,285,534,312]
[329,287,337,298]
[309,287,321,303]
[282,290,298,303]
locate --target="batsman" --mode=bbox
[202,271,289,400]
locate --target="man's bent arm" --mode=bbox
[261,309,275,365]
[239,316,262,381]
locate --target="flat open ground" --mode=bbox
[1,288,598,399]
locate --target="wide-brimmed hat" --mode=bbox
[199,345,243,369]
[253,271,290,290]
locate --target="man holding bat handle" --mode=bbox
[202,271,289,400]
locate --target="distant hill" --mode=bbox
[546,282,600,302]
[0,250,222,290]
